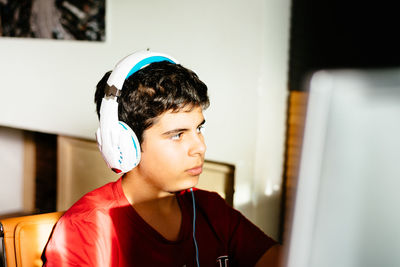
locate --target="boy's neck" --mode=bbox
[121,170,183,241]
[121,170,176,207]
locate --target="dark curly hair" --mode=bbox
[95,61,210,144]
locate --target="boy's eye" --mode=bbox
[171,133,183,140]
[197,125,205,133]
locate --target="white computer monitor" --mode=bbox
[286,68,400,267]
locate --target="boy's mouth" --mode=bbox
[186,165,203,176]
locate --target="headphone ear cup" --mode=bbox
[96,121,141,174]
[97,51,178,173]
[116,121,141,173]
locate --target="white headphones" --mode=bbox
[96,50,179,174]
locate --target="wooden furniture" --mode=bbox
[0,211,64,267]
[281,91,309,241]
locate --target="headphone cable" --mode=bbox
[190,188,200,267]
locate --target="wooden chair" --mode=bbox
[0,211,64,267]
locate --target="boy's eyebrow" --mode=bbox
[162,119,206,136]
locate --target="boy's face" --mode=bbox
[137,106,206,193]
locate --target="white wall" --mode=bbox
[0,0,290,239]
[0,127,24,214]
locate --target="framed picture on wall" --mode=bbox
[0,0,105,41]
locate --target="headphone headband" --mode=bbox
[126,56,176,79]
[106,51,179,92]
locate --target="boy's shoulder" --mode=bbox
[61,179,121,221]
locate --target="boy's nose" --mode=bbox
[188,134,206,156]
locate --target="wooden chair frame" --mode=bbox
[0,212,64,267]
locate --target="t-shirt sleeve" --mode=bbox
[43,211,115,267]
[200,191,278,267]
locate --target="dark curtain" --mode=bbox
[289,0,400,91]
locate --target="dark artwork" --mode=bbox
[0,0,105,41]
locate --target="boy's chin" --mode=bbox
[170,177,199,192]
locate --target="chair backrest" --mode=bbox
[0,211,64,267]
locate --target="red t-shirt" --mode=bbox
[43,178,277,267]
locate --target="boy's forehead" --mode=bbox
[153,106,204,129]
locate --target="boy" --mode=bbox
[43,51,281,266]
